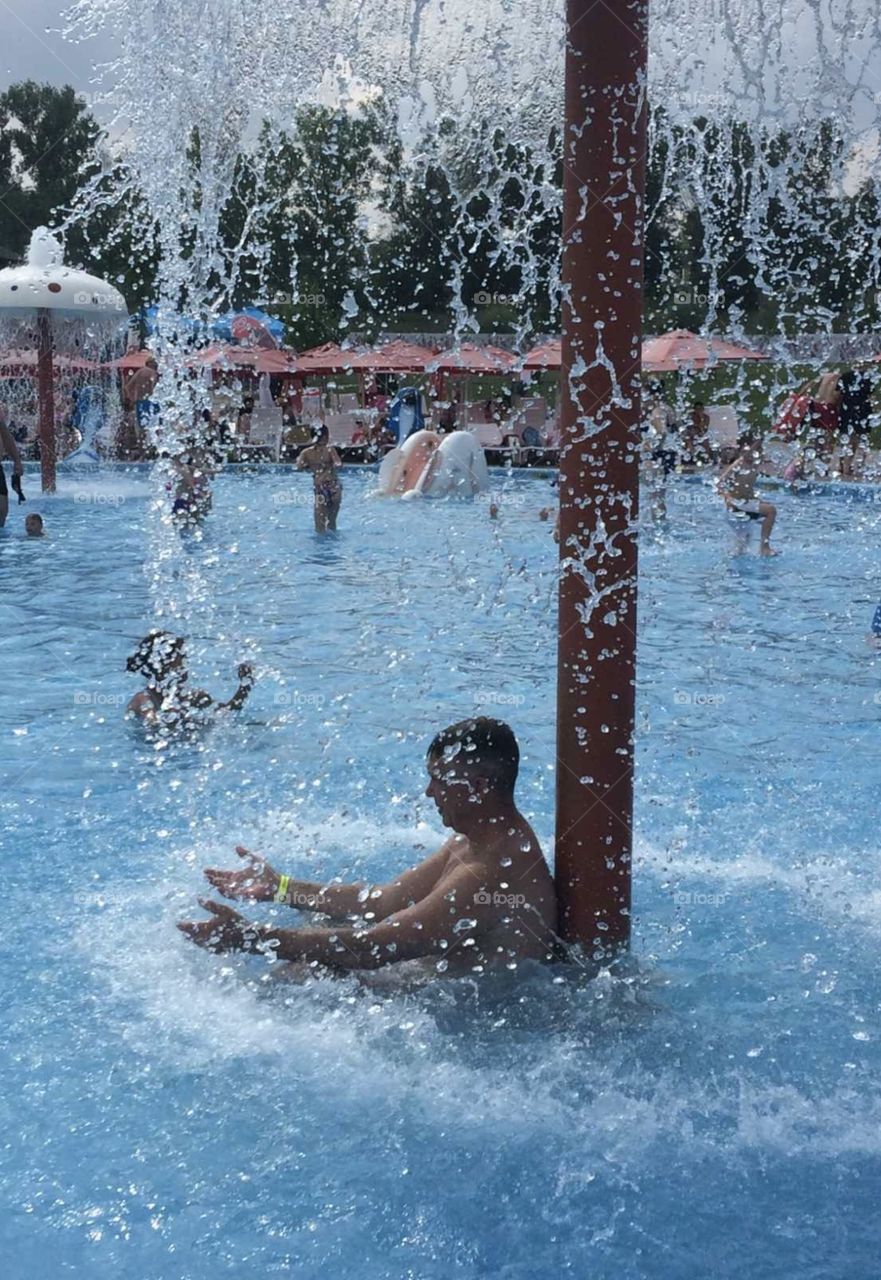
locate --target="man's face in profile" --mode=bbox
[425,753,485,829]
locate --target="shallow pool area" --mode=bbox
[2,463,880,1278]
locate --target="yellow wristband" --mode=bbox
[274,874,290,904]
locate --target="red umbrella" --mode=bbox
[190,345,306,376]
[0,348,100,375]
[251,347,299,375]
[642,329,768,373]
[291,343,361,376]
[185,344,263,371]
[520,338,562,371]
[429,343,516,375]
[107,348,157,372]
[349,340,438,374]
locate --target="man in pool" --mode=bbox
[179,717,559,976]
[0,404,25,528]
[717,432,778,556]
[296,425,343,533]
[127,631,255,731]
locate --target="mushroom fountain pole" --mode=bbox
[555,0,648,955]
[36,308,57,493]
[0,228,129,494]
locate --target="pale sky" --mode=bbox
[0,0,117,110]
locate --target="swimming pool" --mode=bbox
[2,463,880,1278]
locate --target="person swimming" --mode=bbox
[25,514,44,538]
[126,631,255,732]
[178,717,560,978]
[717,433,778,556]
[296,425,343,533]
[168,443,216,526]
[0,404,25,529]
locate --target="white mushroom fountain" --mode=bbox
[0,228,129,491]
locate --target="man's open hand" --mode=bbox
[177,898,260,952]
[204,845,280,902]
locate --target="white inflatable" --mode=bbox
[377,429,489,498]
[60,386,103,471]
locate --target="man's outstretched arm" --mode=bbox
[205,840,454,922]
[179,866,482,971]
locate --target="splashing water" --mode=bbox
[60,0,881,343]
[7,0,880,1275]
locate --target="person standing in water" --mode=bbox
[296,425,343,533]
[126,631,255,732]
[178,717,559,978]
[717,432,778,556]
[0,404,25,528]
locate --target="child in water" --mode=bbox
[126,631,255,732]
[25,514,44,537]
[717,433,778,556]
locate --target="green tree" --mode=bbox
[0,82,98,262]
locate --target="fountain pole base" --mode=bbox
[37,309,57,494]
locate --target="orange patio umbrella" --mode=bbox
[0,348,101,375]
[179,344,298,375]
[291,343,362,376]
[428,343,517,375]
[642,329,768,373]
[349,340,438,374]
[106,348,157,373]
[520,338,562,371]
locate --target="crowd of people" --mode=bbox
[775,367,876,480]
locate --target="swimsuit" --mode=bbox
[730,498,763,517]
[316,478,342,507]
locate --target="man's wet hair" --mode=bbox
[428,717,520,795]
[126,630,185,679]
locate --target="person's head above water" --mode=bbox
[426,717,520,830]
[312,424,329,445]
[25,514,44,538]
[126,630,186,682]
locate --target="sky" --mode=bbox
[0,0,116,108]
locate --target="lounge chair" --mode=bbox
[241,408,283,461]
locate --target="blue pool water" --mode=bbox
[2,464,880,1278]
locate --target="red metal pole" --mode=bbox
[36,309,57,493]
[555,0,648,955]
